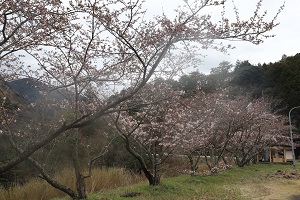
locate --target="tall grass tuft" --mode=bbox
[0,167,144,200]
[85,168,144,193]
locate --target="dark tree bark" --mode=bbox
[123,134,159,186]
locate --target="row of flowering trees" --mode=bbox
[0,0,285,199]
[112,80,287,185]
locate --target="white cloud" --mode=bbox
[144,0,299,74]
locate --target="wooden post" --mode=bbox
[283,147,286,162]
[269,147,272,162]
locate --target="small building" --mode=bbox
[257,146,292,163]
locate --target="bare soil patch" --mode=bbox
[239,170,300,200]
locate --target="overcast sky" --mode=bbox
[144,0,300,74]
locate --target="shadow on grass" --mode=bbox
[290,195,300,200]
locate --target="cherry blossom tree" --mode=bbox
[200,93,248,170]
[205,94,286,169]
[225,97,288,167]
[0,0,285,198]
[179,91,287,171]
[178,92,228,172]
[115,81,181,185]
[113,85,287,179]
[113,81,192,185]
[0,0,69,76]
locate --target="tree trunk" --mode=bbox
[75,172,86,199]
[122,135,159,186]
[187,153,200,176]
[72,133,87,199]
[28,157,78,199]
[151,173,160,186]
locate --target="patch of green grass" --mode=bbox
[94,163,294,200]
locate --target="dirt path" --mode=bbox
[238,170,300,200]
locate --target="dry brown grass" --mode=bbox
[238,172,300,200]
[0,167,144,200]
[163,156,211,177]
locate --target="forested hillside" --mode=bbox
[231,53,300,125]
[175,53,300,123]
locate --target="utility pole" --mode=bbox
[288,106,300,171]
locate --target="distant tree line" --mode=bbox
[174,53,300,128]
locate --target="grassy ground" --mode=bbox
[1,164,300,200]
[94,164,300,200]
